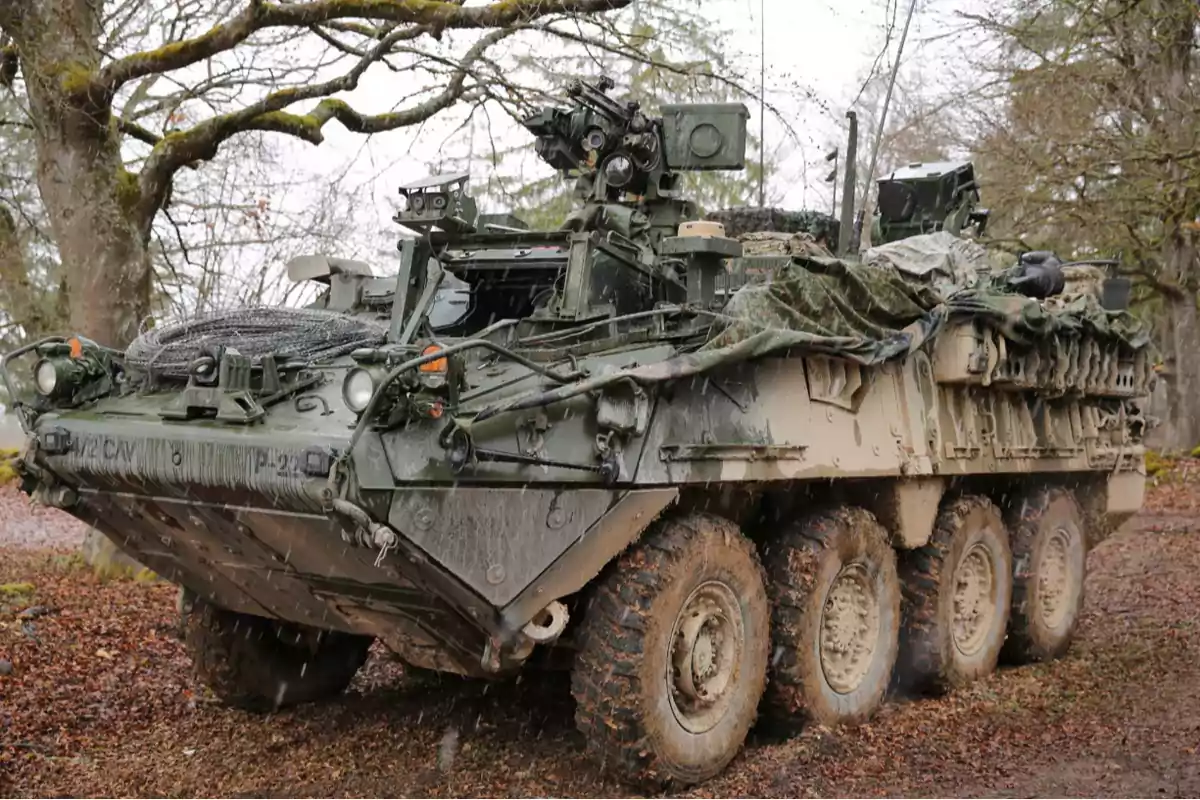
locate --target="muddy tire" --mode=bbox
[1002,487,1088,664]
[571,513,770,788]
[896,495,1013,695]
[184,599,373,712]
[761,506,901,729]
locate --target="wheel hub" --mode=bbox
[667,581,743,734]
[952,541,997,656]
[1038,527,1073,629]
[819,563,880,694]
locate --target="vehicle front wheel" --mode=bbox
[184,598,373,712]
[571,513,770,789]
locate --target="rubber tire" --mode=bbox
[1002,487,1088,664]
[184,599,373,712]
[761,506,901,730]
[896,495,1013,695]
[571,513,770,789]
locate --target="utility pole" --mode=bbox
[837,112,857,257]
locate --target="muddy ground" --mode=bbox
[1,473,1198,798]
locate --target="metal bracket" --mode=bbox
[161,349,265,423]
[38,426,73,455]
[445,426,618,484]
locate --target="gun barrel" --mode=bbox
[567,78,629,122]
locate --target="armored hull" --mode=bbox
[6,77,1154,789]
[13,296,1148,667]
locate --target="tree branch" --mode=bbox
[245,85,485,142]
[99,0,631,93]
[133,24,510,229]
[117,117,163,146]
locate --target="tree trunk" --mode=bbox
[1158,298,1200,452]
[1158,231,1200,453]
[28,112,152,348]
[7,2,153,574]
[0,207,27,311]
[0,206,62,340]
[1152,0,1200,453]
[14,5,152,350]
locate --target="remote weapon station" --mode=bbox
[5,76,1151,788]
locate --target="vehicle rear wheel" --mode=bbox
[761,506,901,730]
[896,495,1012,694]
[1002,487,1087,664]
[184,598,373,711]
[571,513,770,789]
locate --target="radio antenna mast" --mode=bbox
[860,0,919,237]
[757,0,766,207]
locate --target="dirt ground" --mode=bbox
[2,471,1199,798]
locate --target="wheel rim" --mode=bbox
[1038,527,1074,630]
[666,580,744,734]
[819,563,880,695]
[952,541,997,656]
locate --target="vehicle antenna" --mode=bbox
[860,0,919,242]
[757,0,766,208]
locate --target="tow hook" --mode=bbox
[510,600,570,661]
[522,600,569,643]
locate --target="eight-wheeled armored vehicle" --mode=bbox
[5,76,1152,788]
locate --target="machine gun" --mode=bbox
[521,76,749,206]
[381,76,754,335]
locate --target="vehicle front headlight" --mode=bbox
[34,358,60,396]
[342,367,378,413]
[26,337,114,408]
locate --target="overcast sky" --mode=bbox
[284,0,955,239]
[161,0,976,304]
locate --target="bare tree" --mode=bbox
[848,60,970,215]
[1,4,365,349]
[427,0,793,228]
[960,0,1200,449]
[0,77,65,357]
[0,0,632,350]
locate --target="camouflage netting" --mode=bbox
[124,307,389,380]
[704,230,1154,361]
[703,243,948,364]
[705,207,840,244]
[861,230,998,292]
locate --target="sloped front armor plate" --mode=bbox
[388,488,619,606]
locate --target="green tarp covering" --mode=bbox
[704,230,1155,364]
[467,232,1155,424]
[704,248,947,365]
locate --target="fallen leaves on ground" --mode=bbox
[1144,456,1200,521]
[0,472,1197,797]
[0,484,89,549]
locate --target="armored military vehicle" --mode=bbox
[4,76,1152,788]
